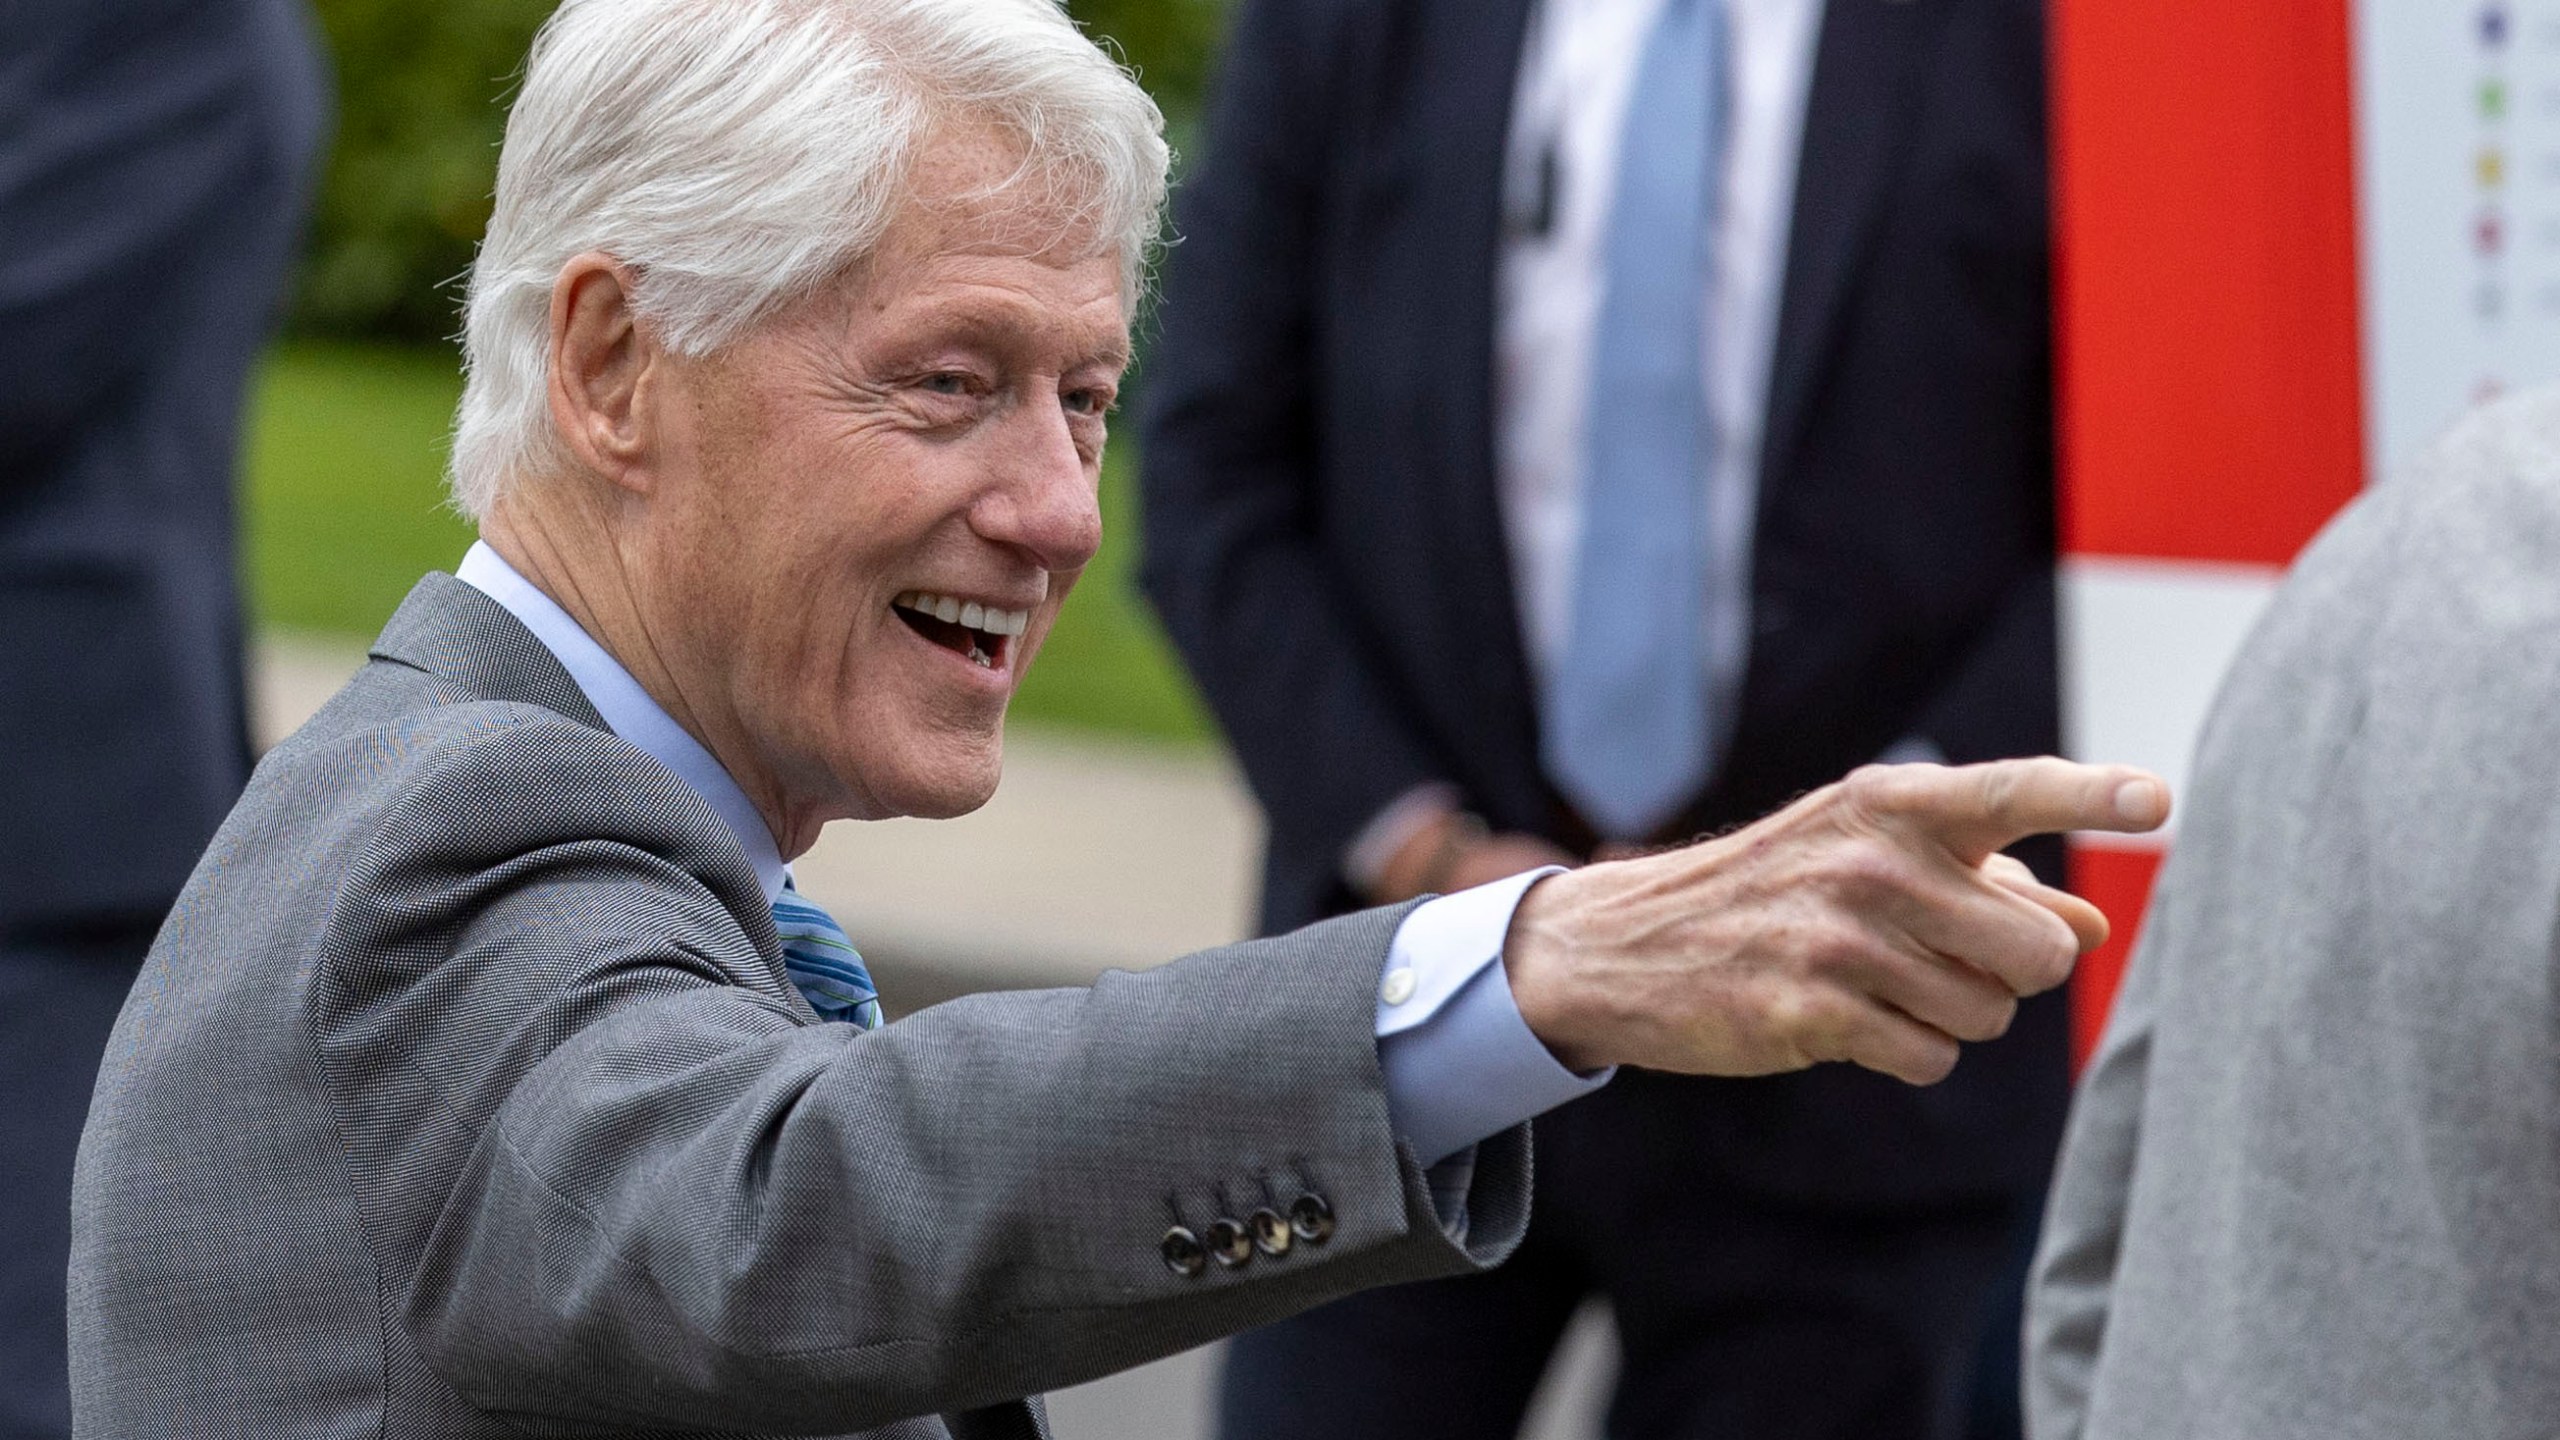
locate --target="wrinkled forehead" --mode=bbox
[881,116,1138,311]
[795,122,1134,357]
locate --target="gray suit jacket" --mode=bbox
[69,574,1530,1437]
[2025,387,2560,1438]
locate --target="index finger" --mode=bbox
[1850,757,2170,864]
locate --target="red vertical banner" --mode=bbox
[2050,0,2367,1066]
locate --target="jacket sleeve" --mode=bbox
[1136,0,1453,875]
[2022,878,2166,1438]
[312,718,1529,1434]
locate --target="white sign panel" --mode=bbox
[2357,0,2560,482]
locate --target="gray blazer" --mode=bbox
[69,574,1530,1437]
[2025,387,2560,1438]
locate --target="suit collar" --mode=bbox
[450,543,790,902]
[370,571,609,732]
[1762,0,1952,487]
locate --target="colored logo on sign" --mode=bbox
[2479,210,2506,255]
[2483,4,2510,47]
[2482,78,2508,119]
[2480,148,2508,187]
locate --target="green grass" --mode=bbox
[240,341,1213,744]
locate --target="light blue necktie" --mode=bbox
[772,882,884,1029]
[1542,0,1726,841]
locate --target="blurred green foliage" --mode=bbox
[294,0,1231,343]
[294,0,551,340]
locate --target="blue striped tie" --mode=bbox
[771,882,883,1029]
[1542,0,1727,840]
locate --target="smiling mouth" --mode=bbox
[893,590,1028,670]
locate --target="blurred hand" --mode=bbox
[1502,758,2168,1084]
[1438,832,1580,893]
[1370,811,1578,905]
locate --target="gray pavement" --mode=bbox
[255,634,1611,1439]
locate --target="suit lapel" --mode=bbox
[1760,0,1952,490]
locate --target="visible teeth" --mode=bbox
[969,643,993,667]
[897,591,1030,638]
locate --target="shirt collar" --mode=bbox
[454,541,789,903]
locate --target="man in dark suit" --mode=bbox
[0,2,325,1433]
[1139,0,2060,1434]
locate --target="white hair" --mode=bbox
[448,0,1169,519]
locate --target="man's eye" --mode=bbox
[921,373,972,396]
[1064,388,1114,416]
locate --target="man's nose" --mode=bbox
[976,402,1104,572]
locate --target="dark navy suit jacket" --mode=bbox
[0,0,327,932]
[1140,0,2066,1204]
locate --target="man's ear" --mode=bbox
[545,253,665,495]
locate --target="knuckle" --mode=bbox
[2031,933,2078,992]
[1975,763,2022,823]
[1961,992,2018,1043]
[2007,918,2079,994]
[1801,920,1879,982]
[1963,907,2075,995]
[1842,764,1898,814]
[1761,983,1817,1037]
[1907,1038,1961,1086]
[1836,838,1909,898]
[1763,985,1846,1055]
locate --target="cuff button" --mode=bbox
[1249,1207,1293,1257]
[1379,967,1418,1006]
[1206,1217,1254,1269]
[1160,1226,1208,1278]
[1288,1192,1336,1245]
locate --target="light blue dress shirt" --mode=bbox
[456,542,1609,1166]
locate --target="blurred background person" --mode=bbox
[2026,391,2560,1438]
[0,1,328,1435]
[1140,0,2062,1435]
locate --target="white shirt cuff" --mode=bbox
[1375,867,1613,1167]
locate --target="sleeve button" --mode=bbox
[1249,1207,1293,1257]
[1160,1226,1208,1278]
[1288,1192,1336,1245]
[1206,1217,1254,1268]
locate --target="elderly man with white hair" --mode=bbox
[65,1,2164,1434]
